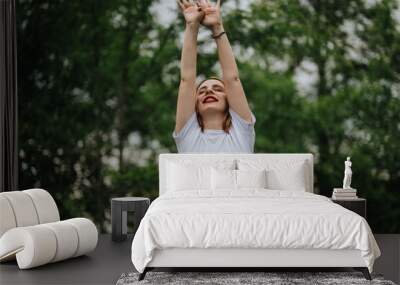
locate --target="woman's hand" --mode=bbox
[177,0,205,26]
[197,0,222,32]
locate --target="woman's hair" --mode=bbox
[195,77,232,133]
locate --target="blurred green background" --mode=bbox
[17,0,400,233]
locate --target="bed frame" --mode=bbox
[139,153,371,280]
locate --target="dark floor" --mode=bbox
[0,234,399,285]
[0,234,135,285]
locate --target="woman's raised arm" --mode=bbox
[199,0,252,123]
[175,0,204,134]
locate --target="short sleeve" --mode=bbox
[229,108,256,133]
[172,112,198,142]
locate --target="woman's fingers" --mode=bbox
[177,0,185,10]
[182,0,194,7]
[198,7,205,15]
[202,6,216,14]
[208,0,221,8]
[198,0,208,9]
[195,0,201,9]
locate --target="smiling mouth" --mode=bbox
[203,95,218,104]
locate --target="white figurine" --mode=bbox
[343,157,353,189]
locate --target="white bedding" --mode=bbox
[131,189,380,273]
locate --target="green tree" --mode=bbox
[223,0,400,232]
[17,0,181,232]
[17,0,400,233]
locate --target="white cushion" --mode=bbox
[167,162,211,191]
[1,191,39,227]
[211,168,236,190]
[0,225,57,269]
[159,154,314,195]
[211,168,267,190]
[0,218,98,269]
[266,165,306,191]
[237,169,267,189]
[42,221,79,262]
[166,160,235,192]
[0,196,17,237]
[237,159,307,191]
[65,218,98,257]
[0,189,60,238]
[23,189,60,223]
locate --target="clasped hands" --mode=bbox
[177,0,223,33]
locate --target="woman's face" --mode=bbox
[196,79,227,115]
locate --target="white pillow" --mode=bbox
[166,160,236,192]
[167,162,211,191]
[236,169,267,188]
[237,159,307,191]
[266,166,306,191]
[211,168,236,190]
[211,168,267,190]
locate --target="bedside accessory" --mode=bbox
[343,156,355,190]
[332,157,358,199]
[331,198,366,219]
[111,197,150,242]
[0,189,98,269]
[332,188,358,199]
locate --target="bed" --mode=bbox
[131,153,381,280]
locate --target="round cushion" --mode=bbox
[64,218,98,257]
[0,218,98,269]
[23,189,60,224]
[0,225,57,269]
[0,196,17,237]
[42,221,79,262]
[0,191,39,227]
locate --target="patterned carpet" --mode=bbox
[116,271,396,285]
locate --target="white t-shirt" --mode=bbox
[172,108,256,153]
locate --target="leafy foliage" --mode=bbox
[18,0,400,233]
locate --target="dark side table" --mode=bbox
[331,197,366,219]
[111,197,150,242]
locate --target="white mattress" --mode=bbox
[131,190,380,273]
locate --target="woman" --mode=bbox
[173,0,256,153]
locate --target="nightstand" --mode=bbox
[331,198,366,219]
[111,197,150,242]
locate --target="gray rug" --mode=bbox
[116,271,396,285]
